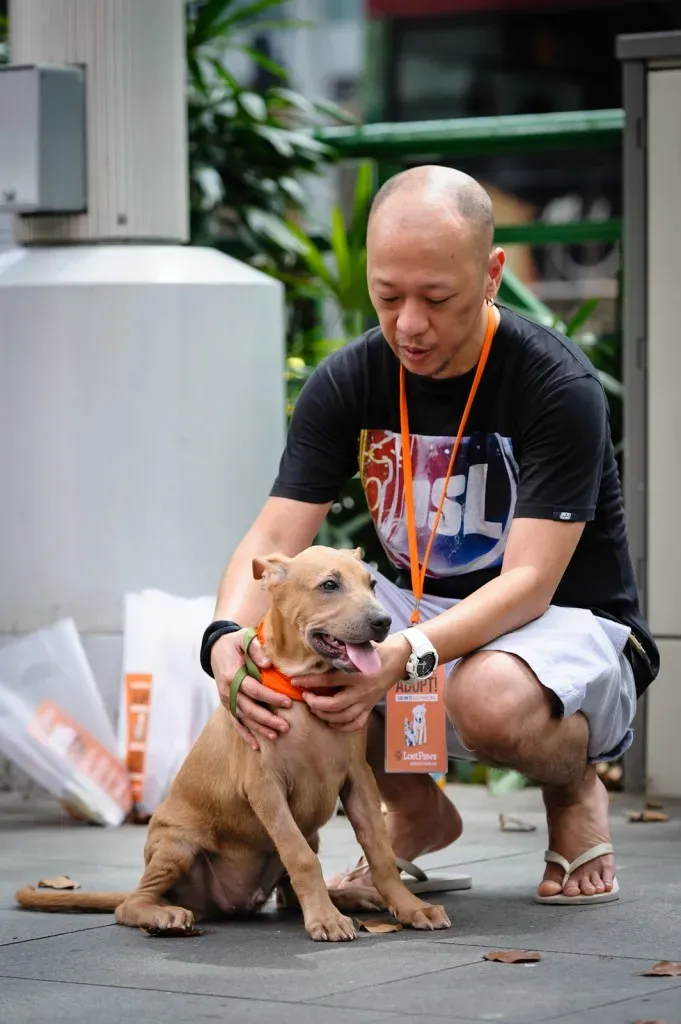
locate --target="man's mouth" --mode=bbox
[401,346,431,362]
[309,631,382,674]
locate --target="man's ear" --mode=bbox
[252,552,291,586]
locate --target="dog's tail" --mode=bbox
[14,886,128,914]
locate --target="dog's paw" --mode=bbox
[327,886,385,914]
[306,909,357,942]
[395,901,451,931]
[136,906,196,935]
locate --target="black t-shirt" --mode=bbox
[271,305,659,697]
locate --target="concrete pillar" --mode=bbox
[10,0,187,244]
[0,0,285,737]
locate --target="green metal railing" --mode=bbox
[317,109,624,160]
[315,108,624,321]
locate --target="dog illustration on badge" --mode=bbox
[405,704,427,747]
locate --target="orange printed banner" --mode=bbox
[28,699,132,813]
[122,673,153,805]
[385,665,448,774]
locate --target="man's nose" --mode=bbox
[396,301,428,338]
[369,610,391,639]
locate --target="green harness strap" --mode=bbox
[229,627,261,720]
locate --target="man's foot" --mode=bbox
[538,766,616,900]
[329,777,463,890]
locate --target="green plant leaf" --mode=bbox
[244,209,311,255]
[213,0,293,31]
[210,58,240,92]
[252,124,295,158]
[350,160,374,252]
[330,206,351,296]
[278,176,307,206]
[238,91,268,121]
[269,87,318,117]
[239,45,288,81]
[188,0,238,49]
[284,130,334,156]
[309,95,359,125]
[565,297,599,337]
[282,222,335,288]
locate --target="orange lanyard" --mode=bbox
[399,302,499,625]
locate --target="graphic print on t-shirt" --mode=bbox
[359,429,519,577]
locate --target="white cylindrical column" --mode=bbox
[10,0,188,244]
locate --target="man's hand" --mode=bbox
[211,630,292,750]
[292,633,410,732]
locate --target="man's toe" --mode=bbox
[577,876,596,896]
[590,872,605,893]
[537,879,562,898]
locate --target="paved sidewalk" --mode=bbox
[0,783,679,1023]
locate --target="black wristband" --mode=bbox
[200,620,242,678]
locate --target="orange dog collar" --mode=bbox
[255,621,306,703]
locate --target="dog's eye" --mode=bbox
[369,579,377,591]
[319,578,339,592]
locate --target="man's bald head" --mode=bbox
[368,165,495,258]
[365,165,505,379]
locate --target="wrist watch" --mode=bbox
[399,627,439,680]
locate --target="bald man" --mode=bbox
[202,166,658,906]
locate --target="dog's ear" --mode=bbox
[252,553,291,586]
[339,546,363,561]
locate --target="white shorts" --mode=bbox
[371,569,637,764]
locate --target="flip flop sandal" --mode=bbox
[534,842,620,905]
[328,856,472,894]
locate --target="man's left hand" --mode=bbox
[292,633,409,732]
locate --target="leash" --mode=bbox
[229,627,261,719]
[228,623,307,720]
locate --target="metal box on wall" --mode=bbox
[0,64,86,214]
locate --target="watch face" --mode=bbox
[417,652,437,677]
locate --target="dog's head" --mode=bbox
[412,705,426,724]
[253,546,391,674]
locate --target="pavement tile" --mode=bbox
[0,976,457,1024]
[306,948,681,1023]
[0,918,483,1002]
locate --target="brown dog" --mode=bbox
[16,546,451,941]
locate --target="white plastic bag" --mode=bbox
[117,589,220,818]
[0,619,132,826]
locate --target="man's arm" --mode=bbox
[213,496,332,626]
[421,370,605,665]
[418,517,584,662]
[297,517,585,731]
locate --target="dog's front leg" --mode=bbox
[115,831,197,934]
[340,752,451,932]
[249,777,356,941]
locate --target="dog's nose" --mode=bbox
[369,611,391,639]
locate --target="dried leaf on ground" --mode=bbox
[626,809,670,823]
[640,961,681,977]
[483,949,542,963]
[37,875,80,890]
[357,917,402,934]
[498,813,536,833]
[632,1019,674,1023]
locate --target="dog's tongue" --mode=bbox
[345,642,382,675]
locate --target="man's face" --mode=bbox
[366,213,504,378]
